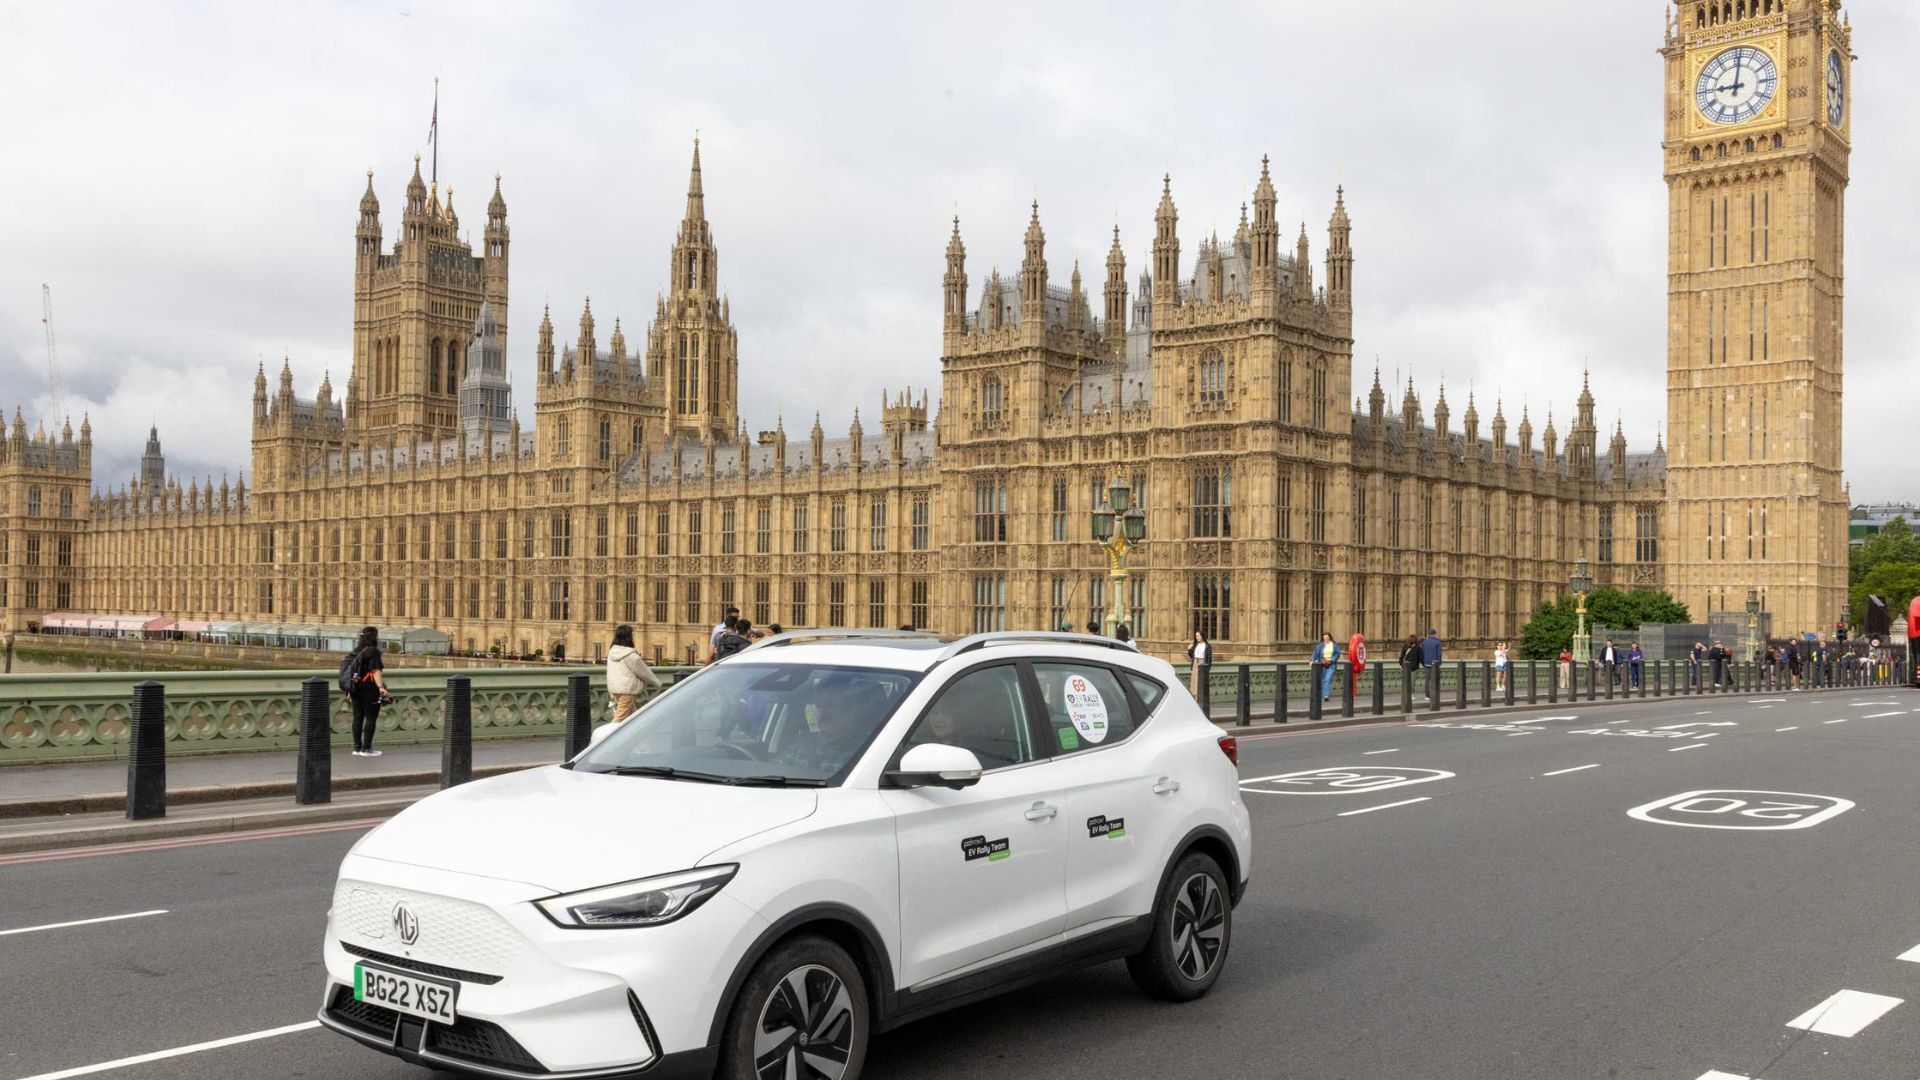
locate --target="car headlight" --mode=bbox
[534,865,739,929]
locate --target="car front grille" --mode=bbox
[424,1016,546,1071]
[343,942,503,985]
[326,985,547,1074]
[334,879,524,970]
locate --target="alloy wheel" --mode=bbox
[753,962,856,1080]
[1170,871,1226,980]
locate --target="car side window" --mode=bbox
[900,664,1036,770]
[1125,672,1167,715]
[1031,663,1136,755]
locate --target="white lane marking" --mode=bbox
[0,910,169,938]
[1862,711,1904,719]
[1897,943,1920,963]
[1693,710,1715,715]
[1668,743,1707,752]
[1505,731,1530,736]
[1509,715,1577,725]
[1337,796,1431,817]
[1605,719,1632,725]
[1823,719,1849,725]
[1692,732,1722,739]
[1775,726,1799,732]
[1658,721,1737,730]
[1541,764,1601,777]
[14,1021,321,1080]
[1756,705,1773,709]
[1695,1072,1752,1080]
[1361,748,1400,755]
[1850,701,1897,707]
[1784,989,1903,1037]
[1748,698,1787,704]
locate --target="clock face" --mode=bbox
[1827,49,1845,126]
[1695,46,1778,125]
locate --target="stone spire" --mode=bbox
[1293,222,1313,299]
[1518,404,1534,455]
[1367,364,1386,424]
[1400,376,1421,432]
[1153,175,1179,305]
[1020,201,1048,315]
[1103,225,1127,359]
[1327,186,1353,312]
[140,424,165,486]
[943,216,968,336]
[1463,389,1479,444]
[1251,156,1279,294]
[1433,382,1451,437]
[537,304,555,378]
[1491,397,1508,450]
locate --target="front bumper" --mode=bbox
[319,855,763,1076]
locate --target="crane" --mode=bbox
[40,284,66,422]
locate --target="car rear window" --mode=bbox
[1031,663,1135,753]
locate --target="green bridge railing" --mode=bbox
[0,666,695,766]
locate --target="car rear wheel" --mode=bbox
[719,933,868,1080]
[1126,850,1231,1001]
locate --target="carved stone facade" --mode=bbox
[2,7,1855,657]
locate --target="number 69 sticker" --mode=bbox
[1627,790,1855,830]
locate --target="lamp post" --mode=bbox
[1569,554,1594,667]
[1745,587,1760,666]
[1090,476,1146,636]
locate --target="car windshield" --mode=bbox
[573,662,920,784]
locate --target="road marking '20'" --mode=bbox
[1240,766,1454,795]
[1627,790,1855,831]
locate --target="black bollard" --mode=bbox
[1340,662,1355,719]
[1307,666,1324,721]
[1481,661,1493,709]
[1427,663,1441,712]
[1371,662,1385,716]
[442,675,473,788]
[1275,662,1289,723]
[564,672,593,760]
[1505,661,1516,706]
[1400,664,1413,715]
[127,680,167,820]
[1455,661,1468,711]
[1235,664,1251,728]
[1527,659,1538,705]
[1605,662,1615,700]
[295,676,332,805]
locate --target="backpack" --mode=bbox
[338,647,365,695]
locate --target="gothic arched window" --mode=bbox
[981,376,1005,424]
[447,340,462,393]
[429,338,442,396]
[1198,349,1226,406]
[1278,352,1295,423]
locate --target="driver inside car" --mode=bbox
[775,678,888,773]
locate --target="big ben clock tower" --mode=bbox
[1662,0,1852,640]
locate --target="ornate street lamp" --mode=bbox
[1569,554,1594,665]
[1745,586,1760,665]
[1091,476,1145,635]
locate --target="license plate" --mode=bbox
[354,963,458,1023]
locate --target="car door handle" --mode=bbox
[1153,777,1181,795]
[1024,802,1059,822]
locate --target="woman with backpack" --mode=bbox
[344,626,391,757]
[606,624,663,724]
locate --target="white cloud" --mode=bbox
[0,0,1908,498]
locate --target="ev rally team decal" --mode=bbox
[962,835,1010,862]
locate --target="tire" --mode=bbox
[717,933,869,1080]
[1126,850,1232,1002]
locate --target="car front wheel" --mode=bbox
[719,933,868,1080]
[1126,850,1232,1001]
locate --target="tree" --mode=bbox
[1518,588,1691,660]
[1850,562,1920,632]
[1850,517,1920,586]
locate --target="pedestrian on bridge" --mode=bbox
[345,626,391,758]
[607,624,663,724]
[1187,631,1213,698]
[1493,641,1510,692]
[1627,642,1644,689]
[1314,632,1340,702]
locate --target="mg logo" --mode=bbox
[391,901,421,946]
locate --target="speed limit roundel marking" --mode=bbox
[1627,790,1855,831]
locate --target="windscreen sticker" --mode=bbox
[962,835,1011,862]
[1058,727,1080,750]
[1086,814,1126,839]
[1064,675,1110,744]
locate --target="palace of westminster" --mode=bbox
[0,1,1854,663]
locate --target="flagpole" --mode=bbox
[429,77,439,186]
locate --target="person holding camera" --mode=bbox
[347,625,392,757]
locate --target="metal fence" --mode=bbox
[0,666,693,765]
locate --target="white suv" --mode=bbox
[317,630,1252,1079]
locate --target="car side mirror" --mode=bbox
[886,743,984,790]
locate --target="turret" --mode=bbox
[1400,377,1421,435]
[1293,223,1313,300]
[1569,370,1598,477]
[1491,399,1508,458]
[253,362,269,424]
[1251,156,1279,297]
[576,298,596,381]
[483,173,510,345]
[403,155,429,244]
[1433,383,1451,440]
[1020,201,1047,322]
[1367,365,1386,428]
[1067,260,1085,335]
[1152,176,1179,307]
[537,304,555,380]
[356,169,382,272]
[1543,409,1559,467]
[1517,405,1534,457]
[1326,186,1353,312]
[140,425,165,487]
[848,409,864,464]
[809,411,824,465]
[1463,390,1479,445]
[1609,418,1629,481]
[943,216,968,338]
[1103,226,1127,360]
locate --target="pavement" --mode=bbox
[2,687,1918,1078]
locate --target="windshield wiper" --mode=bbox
[599,765,732,784]
[725,775,828,787]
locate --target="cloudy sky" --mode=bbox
[1,1,1911,499]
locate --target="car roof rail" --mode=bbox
[935,631,1136,662]
[742,628,941,653]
